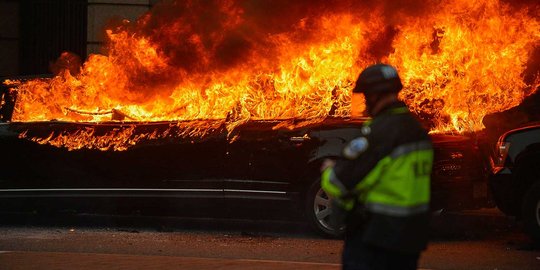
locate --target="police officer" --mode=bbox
[321,64,433,270]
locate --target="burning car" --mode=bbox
[0,79,486,236]
[0,0,538,236]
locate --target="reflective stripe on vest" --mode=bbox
[321,168,356,210]
[321,168,347,198]
[391,141,433,159]
[365,202,430,217]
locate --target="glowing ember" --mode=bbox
[3,0,540,150]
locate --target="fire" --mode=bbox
[17,120,225,151]
[4,0,540,150]
[391,0,540,132]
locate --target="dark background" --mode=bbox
[0,0,157,78]
[0,0,87,77]
[19,0,87,75]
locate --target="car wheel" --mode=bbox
[522,181,540,243]
[306,179,345,238]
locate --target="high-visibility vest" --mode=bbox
[322,139,433,215]
[321,104,433,252]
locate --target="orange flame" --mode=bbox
[4,0,540,150]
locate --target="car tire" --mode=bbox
[305,179,345,238]
[522,181,540,243]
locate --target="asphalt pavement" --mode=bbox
[0,251,342,270]
[0,208,539,270]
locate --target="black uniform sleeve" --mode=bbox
[333,121,395,190]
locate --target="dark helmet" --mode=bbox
[353,64,403,94]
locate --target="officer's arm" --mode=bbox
[321,128,393,195]
[330,151,378,190]
[321,135,377,196]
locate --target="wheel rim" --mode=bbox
[313,187,334,231]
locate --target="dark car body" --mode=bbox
[487,123,540,214]
[0,78,487,234]
[0,119,484,207]
[486,122,540,242]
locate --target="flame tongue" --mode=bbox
[6,0,540,142]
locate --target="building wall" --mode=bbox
[19,0,88,75]
[0,0,160,77]
[87,0,152,56]
[0,0,20,77]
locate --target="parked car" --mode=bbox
[0,78,487,236]
[488,122,540,242]
[0,118,487,235]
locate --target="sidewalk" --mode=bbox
[0,251,341,270]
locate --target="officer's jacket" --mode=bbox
[322,101,433,253]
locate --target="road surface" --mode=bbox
[0,209,539,270]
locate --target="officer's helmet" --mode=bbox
[353,64,403,94]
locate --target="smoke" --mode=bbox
[524,46,540,90]
[49,52,82,76]
[500,0,539,9]
[102,0,438,85]
[84,0,538,107]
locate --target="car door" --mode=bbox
[223,121,319,200]
[0,121,228,215]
